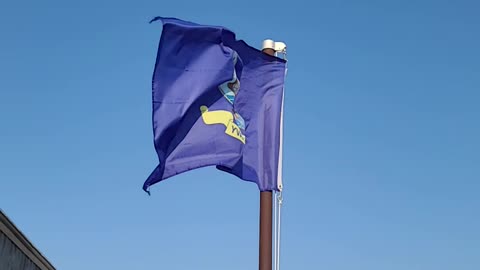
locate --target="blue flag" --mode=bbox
[144,17,286,193]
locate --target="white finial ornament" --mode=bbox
[262,39,287,53]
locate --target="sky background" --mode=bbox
[1,0,479,269]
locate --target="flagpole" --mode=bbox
[259,190,273,270]
[259,44,276,270]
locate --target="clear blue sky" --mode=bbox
[1,1,479,269]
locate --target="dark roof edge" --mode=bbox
[0,209,56,270]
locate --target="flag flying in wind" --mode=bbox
[143,17,286,193]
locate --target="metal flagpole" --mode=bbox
[259,44,276,270]
[259,39,287,270]
[259,190,273,270]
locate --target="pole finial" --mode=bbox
[262,39,287,53]
[262,39,275,50]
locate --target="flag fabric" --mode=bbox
[143,17,286,193]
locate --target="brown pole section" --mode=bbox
[259,47,275,270]
[259,191,273,270]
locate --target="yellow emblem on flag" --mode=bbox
[200,106,246,144]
